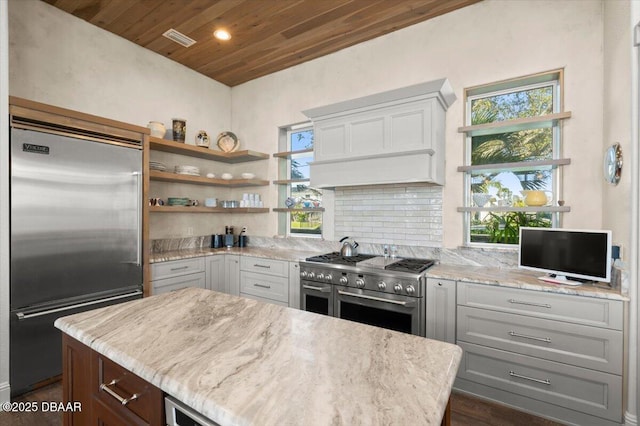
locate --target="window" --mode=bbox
[461,70,568,245]
[284,127,322,237]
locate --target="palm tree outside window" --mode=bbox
[463,70,565,245]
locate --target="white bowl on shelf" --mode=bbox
[221,173,233,180]
[206,173,215,178]
[241,172,255,179]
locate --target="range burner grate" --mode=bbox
[385,258,435,273]
[305,252,376,265]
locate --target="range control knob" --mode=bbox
[393,283,403,293]
[300,271,308,279]
[308,272,316,280]
[339,276,348,285]
[405,285,416,295]
[317,273,325,281]
[325,274,333,282]
[355,278,366,289]
[377,281,387,290]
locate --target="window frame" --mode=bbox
[283,125,323,239]
[462,70,565,247]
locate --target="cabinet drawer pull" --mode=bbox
[254,264,271,269]
[99,379,140,405]
[508,299,551,309]
[170,266,189,271]
[254,283,271,289]
[509,370,551,385]
[508,331,551,343]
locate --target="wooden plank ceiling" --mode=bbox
[43,0,481,87]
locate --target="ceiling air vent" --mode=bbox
[162,29,197,48]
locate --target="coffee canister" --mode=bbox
[211,234,223,249]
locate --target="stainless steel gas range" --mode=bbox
[299,252,436,336]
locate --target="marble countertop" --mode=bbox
[150,246,322,263]
[151,247,627,301]
[428,264,628,301]
[55,287,462,426]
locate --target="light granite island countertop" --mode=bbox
[55,287,462,426]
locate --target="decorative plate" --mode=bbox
[216,131,240,153]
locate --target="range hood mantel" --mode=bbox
[303,79,455,189]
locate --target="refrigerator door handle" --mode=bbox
[15,290,143,321]
[134,171,142,267]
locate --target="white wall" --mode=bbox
[232,0,606,249]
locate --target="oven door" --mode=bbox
[300,281,334,316]
[334,286,423,336]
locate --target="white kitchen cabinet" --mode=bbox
[425,278,456,344]
[225,255,240,296]
[206,255,226,293]
[288,262,300,309]
[239,256,289,306]
[151,258,206,295]
[455,281,624,425]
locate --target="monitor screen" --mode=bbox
[518,227,612,283]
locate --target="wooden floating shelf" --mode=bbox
[150,206,269,213]
[150,170,269,187]
[457,206,570,213]
[273,148,314,158]
[149,137,269,163]
[458,111,572,137]
[272,178,310,185]
[458,158,571,173]
[273,208,325,212]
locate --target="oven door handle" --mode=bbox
[337,290,416,307]
[302,284,332,293]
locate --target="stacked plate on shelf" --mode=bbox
[149,161,167,172]
[175,165,201,176]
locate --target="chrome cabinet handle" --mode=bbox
[337,290,415,307]
[302,284,331,293]
[509,370,551,385]
[99,379,140,405]
[254,283,271,289]
[170,266,189,271]
[508,299,551,309]
[254,264,271,269]
[508,331,551,343]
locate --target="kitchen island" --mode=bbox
[55,287,462,425]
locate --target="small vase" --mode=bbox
[195,130,210,147]
[172,118,186,143]
[147,121,166,138]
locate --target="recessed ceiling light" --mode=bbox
[213,29,231,41]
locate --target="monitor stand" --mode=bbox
[537,274,587,286]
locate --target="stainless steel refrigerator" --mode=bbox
[10,127,143,396]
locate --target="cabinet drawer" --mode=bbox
[152,272,205,295]
[93,352,163,425]
[240,256,288,277]
[457,342,622,422]
[240,271,289,303]
[457,281,623,330]
[151,257,205,281]
[457,306,622,374]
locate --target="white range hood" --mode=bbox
[303,78,456,188]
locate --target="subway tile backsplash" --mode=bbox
[334,183,443,247]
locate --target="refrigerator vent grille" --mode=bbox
[162,29,197,48]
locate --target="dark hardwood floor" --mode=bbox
[0,382,562,426]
